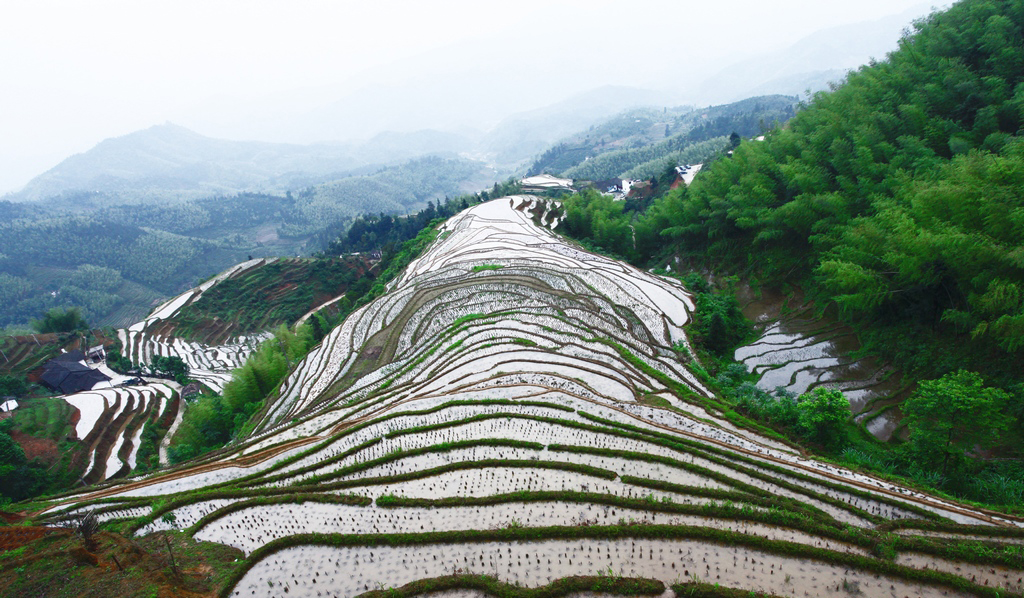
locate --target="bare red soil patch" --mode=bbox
[0,526,70,553]
[10,429,60,464]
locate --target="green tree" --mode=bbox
[795,387,851,451]
[31,307,89,333]
[0,420,49,503]
[902,370,1012,476]
[149,355,190,385]
[0,374,29,398]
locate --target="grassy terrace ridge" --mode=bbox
[548,443,883,524]
[42,400,576,515]
[25,184,1024,598]
[94,405,951,532]
[671,581,787,598]
[594,338,799,448]
[372,490,863,545]
[123,458,617,536]
[164,256,370,344]
[619,475,829,521]
[877,519,1024,537]
[354,574,666,597]
[345,408,915,524]
[234,398,573,480]
[217,524,1016,598]
[576,411,948,521]
[257,438,547,487]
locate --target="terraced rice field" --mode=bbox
[734,288,909,441]
[36,197,1024,597]
[115,256,366,393]
[61,383,179,483]
[115,258,274,392]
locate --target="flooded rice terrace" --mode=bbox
[734,286,908,441]
[230,538,972,598]
[38,198,1024,598]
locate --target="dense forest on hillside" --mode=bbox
[565,0,1024,375]
[680,0,1024,371]
[321,179,522,255]
[528,96,797,180]
[0,157,488,329]
[556,0,1024,505]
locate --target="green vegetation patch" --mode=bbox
[356,574,665,598]
[170,257,367,343]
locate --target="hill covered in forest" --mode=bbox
[527,95,797,180]
[0,156,491,330]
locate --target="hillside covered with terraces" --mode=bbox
[13,197,1024,598]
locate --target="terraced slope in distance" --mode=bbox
[154,256,372,345]
[116,256,368,393]
[36,197,1024,598]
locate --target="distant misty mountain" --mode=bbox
[9,124,359,202]
[9,86,686,204]
[478,86,688,167]
[7,124,482,203]
[7,0,934,206]
[691,4,934,104]
[267,82,685,170]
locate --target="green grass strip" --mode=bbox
[218,524,1011,598]
[877,519,1024,537]
[619,475,831,522]
[549,443,767,498]
[890,534,1024,570]
[578,410,943,522]
[126,457,607,537]
[213,399,572,489]
[550,436,882,524]
[292,438,545,486]
[296,458,618,493]
[385,412,552,439]
[238,437,383,487]
[671,581,786,597]
[325,408,884,525]
[355,574,663,597]
[375,489,865,547]
[594,338,796,446]
[123,437,541,534]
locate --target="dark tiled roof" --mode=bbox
[52,350,86,363]
[40,360,110,395]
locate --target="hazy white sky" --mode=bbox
[0,0,937,193]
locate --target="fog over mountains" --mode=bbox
[2,1,935,198]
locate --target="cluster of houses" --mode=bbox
[1,346,118,417]
[521,165,705,204]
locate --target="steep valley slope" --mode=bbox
[24,197,1024,598]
